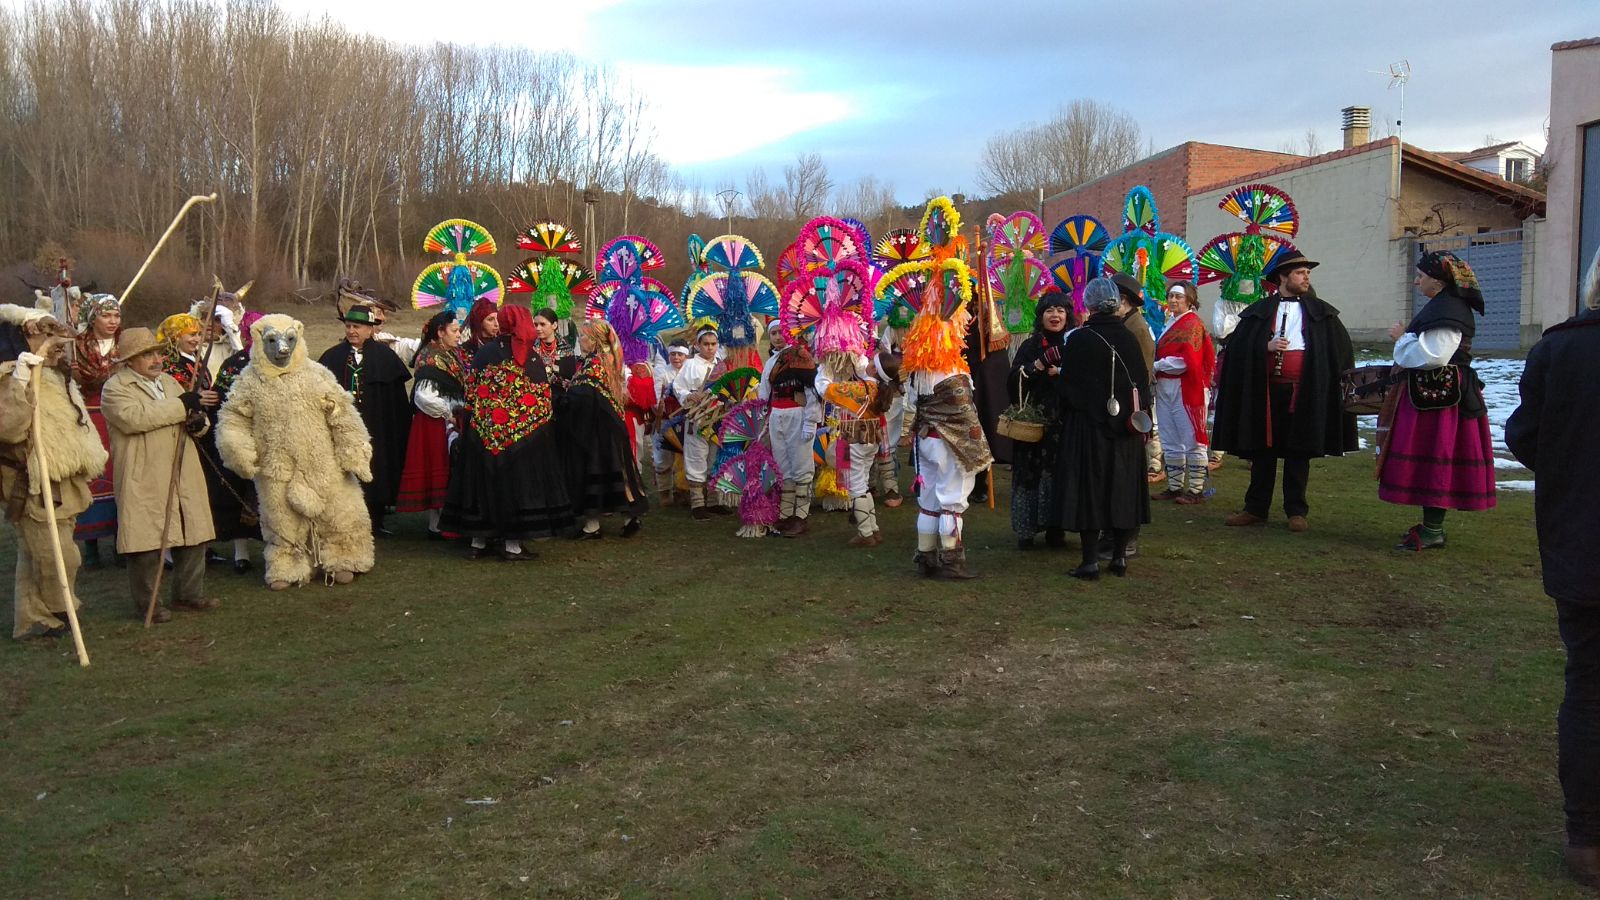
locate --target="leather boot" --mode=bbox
[936,546,978,580]
[912,549,938,577]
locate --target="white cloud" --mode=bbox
[615,63,854,167]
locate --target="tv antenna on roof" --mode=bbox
[1368,60,1411,145]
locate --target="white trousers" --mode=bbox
[844,441,877,497]
[768,406,816,485]
[915,436,974,538]
[684,433,713,483]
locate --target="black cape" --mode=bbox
[207,349,261,540]
[1047,313,1152,531]
[318,340,412,510]
[964,312,1012,465]
[555,356,649,521]
[1008,329,1068,491]
[1211,290,1358,458]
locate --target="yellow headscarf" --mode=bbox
[156,313,201,344]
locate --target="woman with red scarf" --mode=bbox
[70,293,122,565]
[397,310,468,537]
[461,299,500,358]
[1151,283,1215,504]
[441,305,572,560]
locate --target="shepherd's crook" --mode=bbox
[120,193,218,309]
[28,362,90,666]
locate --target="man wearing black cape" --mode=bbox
[318,302,411,535]
[1211,252,1356,531]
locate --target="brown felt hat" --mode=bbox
[113,327,164,363]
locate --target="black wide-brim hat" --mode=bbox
[338,304,382,326]
[1110,273,1144,303]
[1266,252,1319,280]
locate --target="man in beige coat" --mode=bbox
[101,327,218,623]
[0,305,107,638]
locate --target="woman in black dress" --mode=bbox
[441,305,572,560]
[1050,277,1153,580]
[1009,291,1071,550]
[557,320,648,539]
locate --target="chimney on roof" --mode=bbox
[1342,106,1372,149]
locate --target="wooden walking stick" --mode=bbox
[144,423,187,629]
[28,360,90,666]
[119,193,218,309]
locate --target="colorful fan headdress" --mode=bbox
[984,211,1052,334]
[1100,188,1196,333]
[1196,183,1302,304]
[782,258,874,362]
[590,234,679,366]
[876,197,973,376]
[679,233,709,312]
[1047,214,1110,318]
[505,221,594,321]
[412,219,503,323]
[689,234,780,351]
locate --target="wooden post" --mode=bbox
[28,363,89,667]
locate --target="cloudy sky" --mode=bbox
[279,0,1592,202]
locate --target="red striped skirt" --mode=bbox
[397,414,451,512]
[1377,392,1497,511]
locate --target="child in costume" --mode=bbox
[652,343,689,505]
[672,327,730,520]
[757,326,821,536]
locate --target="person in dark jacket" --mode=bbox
[1049,277,1152,580]
[1506,249,1600,888]
[1008,291,1071,550]
[318,302,411,536]
[1211,252,1357,531]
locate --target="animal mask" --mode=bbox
[250,314,306,376]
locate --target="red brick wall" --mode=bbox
[1040,143,1303,241]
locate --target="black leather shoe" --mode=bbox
[1068,563,1100,581]
[466,545,492,560]
[1108,558,1128,578]
[426,529,445,541]
[501,547,538,562]
[621,518,642,538]
[233,559,252,575]
[206,550,228,565]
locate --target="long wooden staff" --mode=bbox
[120,193,217,309]
[28,361,90,666]
[145,278,222,628]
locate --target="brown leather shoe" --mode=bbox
[848,531,882,547]
[1287,515,1309,533]
[139,606,172,623]
[936,547,979,580]
[174,597,220,611]
[1151,489,1181,501]
[785,516,809,537]
[1567,844,1600,887]
[691,506,713,521]
[1224,511,1266,527]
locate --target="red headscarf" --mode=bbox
[467,299,499,341]
[497,305,537,367]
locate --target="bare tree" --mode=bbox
[783,152,832,220]
[976,99,1141,197]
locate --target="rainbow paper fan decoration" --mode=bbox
[1219,183,1299,237]
[690,272,780,348]
[874,228,931,268]
[515,221,582,254]
[702,234,764,272]
[1196,234,1299,303]
[712,440,782,538]
[920,196,963,248]
[1049,214,1111,257]
[412,259,503,312]
[1123,187,1159,236]
[423,218,497,257]
[987,211,1051,334]
[879,258,972,322]
[597,236,666,284]
[796,216,870,270]
[1103,231,1197,332]
[602,280,687,365]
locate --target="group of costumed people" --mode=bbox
[2,186,1500,640]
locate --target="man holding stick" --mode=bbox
[101,326,218,623]
[0,305,106,640]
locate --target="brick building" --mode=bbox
[1040,142,1302,241]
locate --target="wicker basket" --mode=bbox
[997,413,1045,443]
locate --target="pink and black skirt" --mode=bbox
[1377,392,1496,511]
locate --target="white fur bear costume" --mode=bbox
[216,314,375,588]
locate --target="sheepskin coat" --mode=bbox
[101,367,215,554]
[216,315,375,585]
[0,360,106,524]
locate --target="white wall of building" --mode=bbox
[1186,143,1402,342]
[1541,41,1600,327]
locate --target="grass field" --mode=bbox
[0,410,1582,897]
